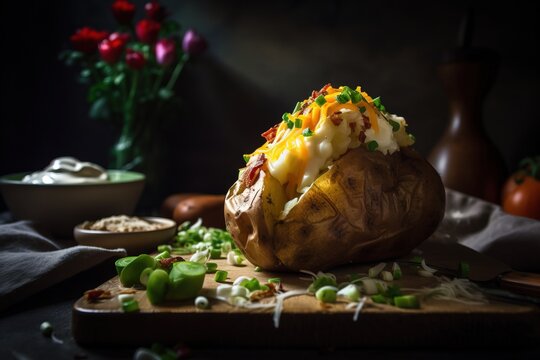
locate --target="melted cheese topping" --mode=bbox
[247,84,414,195]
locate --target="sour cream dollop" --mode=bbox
[22,157,109,184]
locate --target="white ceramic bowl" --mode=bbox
[74,216,176,254]
[0,170,145,237]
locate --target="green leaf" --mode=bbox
[158,88,174,100]
[89,98,111,120]
[114,73,125,85]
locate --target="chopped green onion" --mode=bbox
[409,133,416,142]
[121,299,140,312]
[384,284,402,298]
[115,256,136,276]
[371,294,388,304]
[244,278,262,292]
[120,254,157,287]
[260,285,269,291]
[308,274,337,293]
[40,322,53,337]
[189,250,209,264]
[205,262,218,273]
[195,296,210,309]
[139,267,154,286]
[233,276,252,286]
[166,262,206,301]
[243,154,250,164]
[157,244,172,253]
[360,279,380,295]
[315,286,338,303]
[368,262,386,278]
[287,120,294,129]
[254,266,262,272]
[336,93,350,104]
[367,140,379,152]
[210,248,222,259]
[268,277,281,285]
[117,294,134,303]
[359,106,366,113]
[227,251,245,266]
[294,118,302,128]
[394,295,420,309]
[337,284,360,302]
[420,259,437,274]
[410,256,423,264]
[154,250,170,261]
[146,269,169,305]
[372,97,385,112]
[282,113,289,122]
[302,128,313,137]
[231,285,249,298]
[381,271,393,282]
[388,119,400,132]
[315,95,326,106]
[350,91,362,103]
[214,270,228,283]
[392,262,402,280]
[458,261,470,279]
[293,101,302,113]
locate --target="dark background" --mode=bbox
[1,0,539,211]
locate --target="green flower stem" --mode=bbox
[165,53,189,92]
[114,70,139,169]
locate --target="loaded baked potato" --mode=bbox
[225,84,445,271]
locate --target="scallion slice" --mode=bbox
[394,295,420,309]
[121,299,140,312]
[368,262,386,278]
[243,154,250,164]
[214,270,228,283]
[367,140,379,152]
[350,91,362,103]
[388,119,400,132]
[381,271,393,282]
[294,118,302,128]
[302,128,313,137]
[282,113,289,122]
[210,248,222,259]
[40,322,53,337]
[195,296,210,309]
[287,120,294,129]
[268,277,281,285]
[359,106,366,113]
[315,95,326,106]
[336,94,350,104]
[205,262,218,273]
[371,294,388,304]
[315,286,338,303]
[337,284,360,302]
[293,101,302,113]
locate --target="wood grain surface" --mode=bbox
[73,244,540,348]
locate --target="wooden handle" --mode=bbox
[499,272,540,298]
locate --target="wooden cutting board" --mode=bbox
[72,243,540,348]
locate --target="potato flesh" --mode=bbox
[224,147,445,271]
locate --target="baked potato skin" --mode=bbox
[225,146,445,271]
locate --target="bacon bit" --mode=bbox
[358,130,366,144]
[349,121,357,133]
[310,83,332,100]
[299,101,310,114]
[363,115,371,129]
[330,111,343,126]
[159,256,184,270]
[84,289,113,302]
[242,154,266,188]
[261,124,279,143]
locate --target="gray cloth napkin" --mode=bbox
[0,221,126,310]
[437,189,540,272]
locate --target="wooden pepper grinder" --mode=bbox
[428,9,506,203]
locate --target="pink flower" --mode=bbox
[136,19,161,44]
[126,49,146,70]
[182,29,207,56]
[155,39,176,66]
[112,0,135,25]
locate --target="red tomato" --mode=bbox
[502,174,540,221]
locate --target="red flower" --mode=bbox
[99,38,124,64]
[126,49,146,70]
[112,0,135,25]
[145,1,166,22]
[136,19,161,44]
[182,29,207,56]
[109,32,131,45]
[70,27,108,54]
[155,39,176,66]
